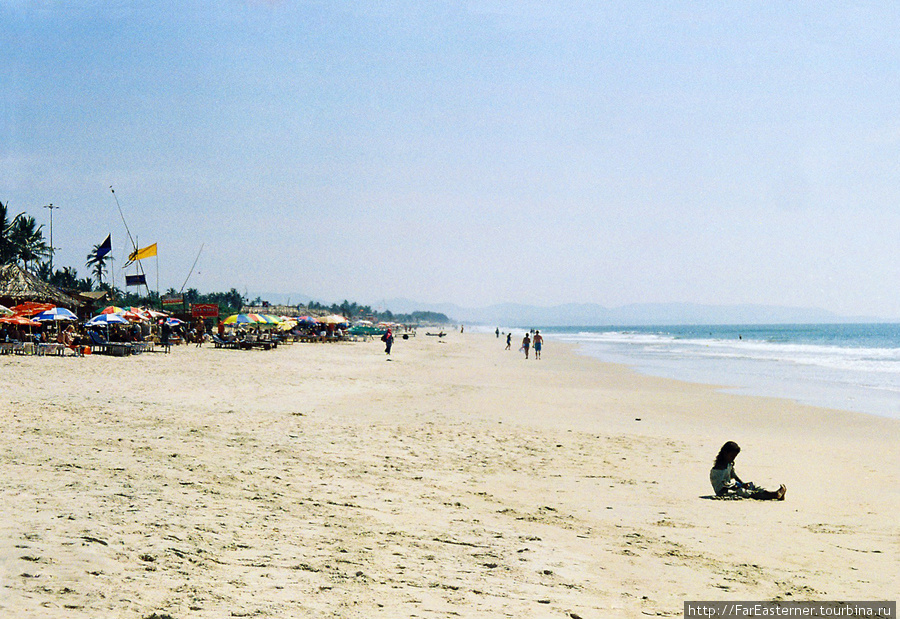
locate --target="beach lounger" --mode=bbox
[36,342,65,356]
[211,334,241,349]
[88,331,133,356]
[0,341,25,355]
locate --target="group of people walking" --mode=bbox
[499,328,543,359]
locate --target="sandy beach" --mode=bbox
[1,332,896,618]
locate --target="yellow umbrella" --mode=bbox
[319,314,348,325]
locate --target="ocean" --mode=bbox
[539,324,900,420]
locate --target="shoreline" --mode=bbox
[1,332,896,618]
[534,325,900,421]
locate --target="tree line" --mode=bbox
[306,299,449,325]
[1,201,450,324]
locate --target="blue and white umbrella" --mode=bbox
[86,313,129,327]
[33,307,78,322]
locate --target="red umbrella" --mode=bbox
[11,302,55,317]
[0,315,41,327]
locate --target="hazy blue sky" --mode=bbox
[3,1,899,318]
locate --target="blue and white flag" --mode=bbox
[96,234,112,259]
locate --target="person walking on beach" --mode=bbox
[495,327,500,338]
[522,332,531,359]
[505,332,511,350]
[533,330,543,360]
[382,328,394,355]
[710,441,785,500]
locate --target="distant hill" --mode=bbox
[249,292,882,326]
[378,299,881,327]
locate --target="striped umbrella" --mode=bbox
[100,306,128,315]
[86,313,129,327]
[33,307,78,322]
[222,313,266,325]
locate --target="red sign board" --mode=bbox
[191,303,219,318]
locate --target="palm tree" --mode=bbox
[8,215,49,271]
[86,242,110,285]
[34,261,53,282]
[0,200,19,265]
[50,266,80,289]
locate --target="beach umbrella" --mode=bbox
[126,307,161,321]
[86,313,129,327]
[296,315,318,326]
[222,313,266,325]
[33,307,78,322]
[165,318,183,326]
[0,304,12,316]
[0,314,41,327]
[100,305,127,315]
[121,310,147,322]
[318,314,348,325]
[11,302,55,317]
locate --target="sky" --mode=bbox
[3,1,900,318]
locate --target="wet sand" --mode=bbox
[1,332,896,618]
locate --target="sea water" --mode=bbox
[540,324,900,420]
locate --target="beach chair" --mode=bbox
[88,331,133,356]
[211,334,240,349]
[36,342,65,356]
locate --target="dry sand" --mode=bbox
[1,332,896,618]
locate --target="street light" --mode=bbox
[43,203,59,273]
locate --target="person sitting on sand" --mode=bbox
[710,441,785,500]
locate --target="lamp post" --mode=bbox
[43,203,59,273]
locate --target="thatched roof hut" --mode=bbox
[0,263,82,309]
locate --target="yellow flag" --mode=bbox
[128,243,157,261]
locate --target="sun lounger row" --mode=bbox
[211,334,278,350]
[0,341,81,356]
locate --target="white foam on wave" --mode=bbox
[547,328,900,419]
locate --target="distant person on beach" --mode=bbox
[160,319,171,353]
[710,441,785,500]
[522,332,531,359]
[505,333,511,350]
[460,325,464,334]
[382,328,394,355]
[533,330,543,359]
[495,327,499,338]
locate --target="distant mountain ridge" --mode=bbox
[377,300,882,326]
[250,292,882,326]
